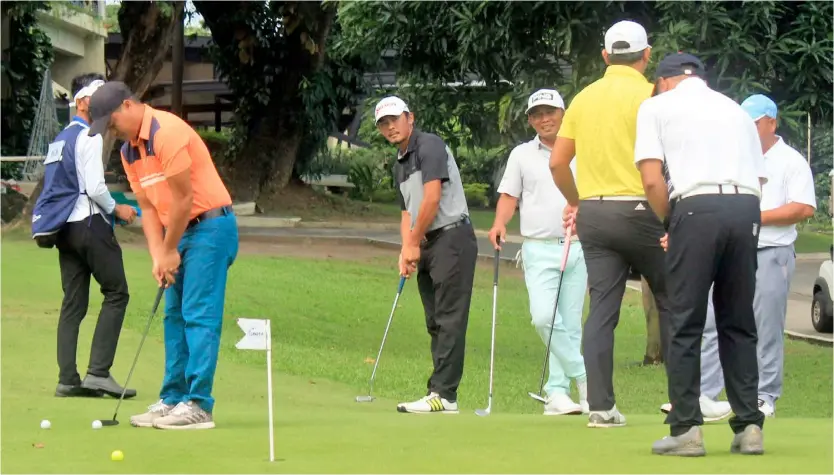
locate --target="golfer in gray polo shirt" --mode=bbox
[489,89,588,416]
[374,96,478,414]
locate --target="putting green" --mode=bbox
[2,239,831,473]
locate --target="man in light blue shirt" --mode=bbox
[489,89,588,415]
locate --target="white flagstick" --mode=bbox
[236,318,276,463]
[266,319,275,463]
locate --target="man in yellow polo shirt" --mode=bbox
[549,20,671,428]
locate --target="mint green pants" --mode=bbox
[521,239,588,397]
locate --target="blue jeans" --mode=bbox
[521,239,588,396]
[159,212,238,413]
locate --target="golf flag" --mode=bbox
[236,318,271,350]
[236,318,275,462]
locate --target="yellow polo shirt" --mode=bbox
[558,65,654,199]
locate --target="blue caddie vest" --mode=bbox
[31,118,89,241]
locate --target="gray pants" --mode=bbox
[700,245,796,406]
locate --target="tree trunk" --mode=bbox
[642,277,663,365]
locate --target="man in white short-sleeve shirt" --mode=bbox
[633,52,768,456]
[694,94,817,419]
[489,89,588,416]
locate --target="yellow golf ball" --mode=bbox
[111,450,124,461]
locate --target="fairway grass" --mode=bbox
[1,238,831,473]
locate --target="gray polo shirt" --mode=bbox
[394,129,469,231]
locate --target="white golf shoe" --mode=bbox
[659,395,732,422]
[544,393,583,416]
[758,398,775,417]
[396,392,459,414]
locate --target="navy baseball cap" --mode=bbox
[740,94,778,121]
[87,81,136,136]
[655,52,706,79]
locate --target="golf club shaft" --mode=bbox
[111,285,165,419]
[486,248,500,407]
[366,276,406,394]
[535,228,573,396]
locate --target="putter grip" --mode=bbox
[397,275,406,294]
[560,227,572,272]
[493,248,500,284]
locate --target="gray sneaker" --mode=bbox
[81,374,136,399]
[130,400,174,428]
[731,424,764,455]
[152,401,215,430]
[652,426,707,457]
[587,405,626,428]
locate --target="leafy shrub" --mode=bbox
[463,183,490,208]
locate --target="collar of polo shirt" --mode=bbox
[533,135,552,152]
[604,65,650,82]
[130,105,156,147]
[397,127,423,160]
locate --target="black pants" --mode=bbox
[416,222,478,402]
[576,199,672,411]
[665,193,765,435]
[55,215,130,386]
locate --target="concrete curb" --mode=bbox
[785,330,833,347]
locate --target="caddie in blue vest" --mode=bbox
[31,73,139,399]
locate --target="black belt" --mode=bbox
[423,216,471,243]
[187,205,234,230]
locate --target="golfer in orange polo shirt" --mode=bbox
[88,81,238,430]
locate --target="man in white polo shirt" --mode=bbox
[689,95,817,419]
[489,89,588,416]
[634,52,767,456]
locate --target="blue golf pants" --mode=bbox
[521,239,588,397]
[159,212,238,413]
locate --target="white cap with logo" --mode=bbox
[525,89,565,114]
[604,20,649,55]
[374,96,410,124]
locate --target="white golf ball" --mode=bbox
[92,420,102,430]
[40,419,51,429]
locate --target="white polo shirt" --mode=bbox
[66,120,116,222]
[758,137,817,247]
[497,136,576,239]
[634,78,766,200]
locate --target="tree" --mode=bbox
[194,1,369,208]
[1,1,54,164]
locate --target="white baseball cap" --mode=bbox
[69,79,105,107]
[525,89,565,114]
[604,20,649,55]
[374,96,410,124]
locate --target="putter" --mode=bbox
[100,284,166,426]
[355,275,407,403]
[476,247,501,417]
[528,227,573,404]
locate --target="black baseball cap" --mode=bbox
[87,81,136,136]
[655,52,706,80]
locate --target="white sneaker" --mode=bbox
[577,379,589,414]
[544,393,583,416]
[758,398,775,417]
[396,392,458,414]
[700,395,732,421]
[587,405,626,428]
[659,396,733,422]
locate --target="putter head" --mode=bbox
[528,392,547,404]
[99,419,119,427]
[474,408,491,417]
[355,395,375,403]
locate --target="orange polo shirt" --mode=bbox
[120,105,232,227]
